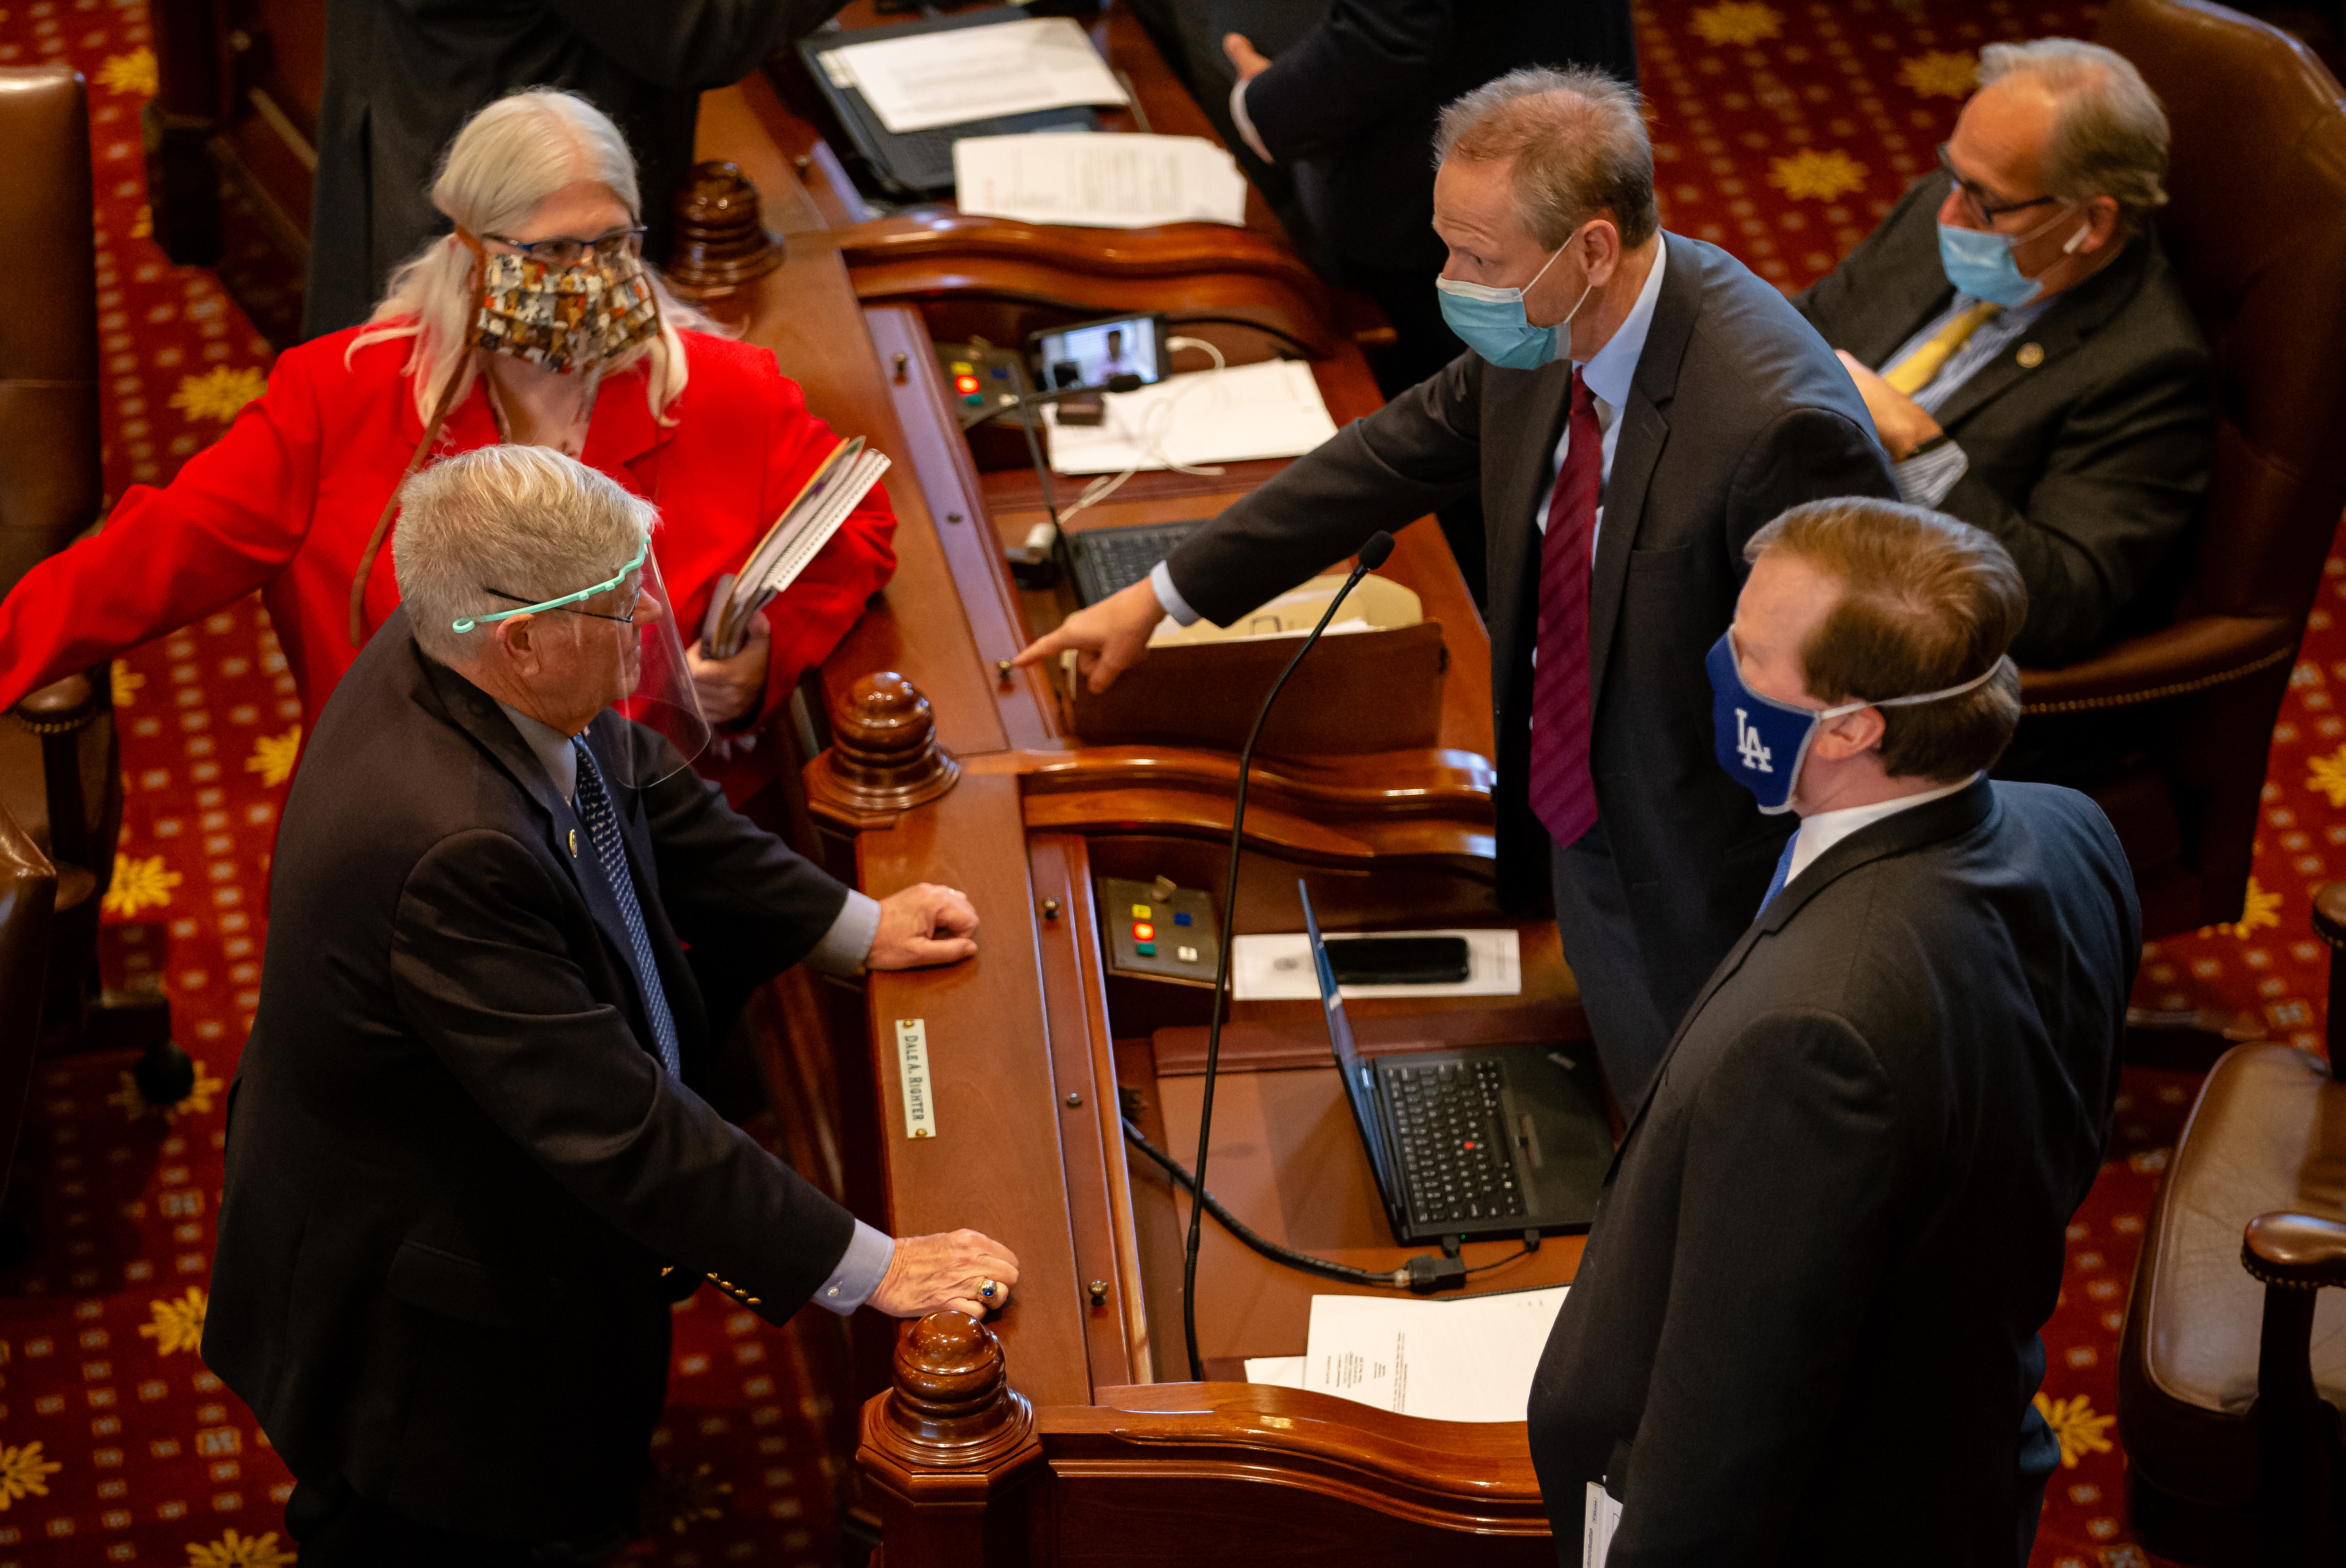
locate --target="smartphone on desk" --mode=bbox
[1027,312,1170,391]
[1323,934,1472,987]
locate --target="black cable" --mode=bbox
[1161,314,1326,358]
[1182,536,1395,1377]
[1122,1120,1404,1287]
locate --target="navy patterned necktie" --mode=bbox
[571,738,682,1079]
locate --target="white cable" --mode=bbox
[1058,335,1231,523]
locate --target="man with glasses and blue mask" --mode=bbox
[1017,66,1895,1112]
[1796,38,2213,683]
[202,445,1018,1563]
[1528,496,2137,1566]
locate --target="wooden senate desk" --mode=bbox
[695,12,1595,1564]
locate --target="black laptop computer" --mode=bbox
[798,8,1105,199]
[1301,885,1613,1243]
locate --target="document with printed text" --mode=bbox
[1300,1287,1568,1423]
[1042,359,1338,475]
[820,18,1128,135]
[954,133,1250,229]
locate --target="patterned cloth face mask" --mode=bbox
[470,248,659,373]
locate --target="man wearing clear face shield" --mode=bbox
[201,445,1011,1562]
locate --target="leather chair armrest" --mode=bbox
[2019,614,2298,713]
[2243,1212,2346,1289]
[10,672,95,732]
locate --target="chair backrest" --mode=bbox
[2097,0,2346,626]
[0,802,54,1201]
[0,66,101,599]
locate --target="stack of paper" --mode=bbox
[1258,1288,1569,1422]
[954,133,1250,229]
[698,437,890,659]
[1042,359,1338,475]
[1229,928,1523,1001]
[817,17,1128,135]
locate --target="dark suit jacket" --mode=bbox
[1527,780,2139,1566]
[1164,234,1896,1023]
[1795,171,2215,666]
[304,0,843,339]
[1231,0,1637,274]
[203,608,859,1540]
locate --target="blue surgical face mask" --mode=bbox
[1706,631,2006,813]
[1935,203,2089,308]
[1435,241,1594,370]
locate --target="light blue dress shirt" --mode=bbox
[1877,293,2052,508]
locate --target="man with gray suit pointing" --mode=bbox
[1016,66,1896,1107]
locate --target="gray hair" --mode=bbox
[348,89,722,425]
[393,444,655,663]
[1978,39,2169,236]
[1434,66,1658,251]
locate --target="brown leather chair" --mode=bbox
[2015,0,2346,939]
[2117,880,2346,1563]
[0,802,55,1204]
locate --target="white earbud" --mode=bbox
[2062,221,2091,256]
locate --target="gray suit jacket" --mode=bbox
[1795,172,2214,666]
[1163,233,1897,1023]
[1526,780,2139,1566]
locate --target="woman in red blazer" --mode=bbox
[0,89,893,809]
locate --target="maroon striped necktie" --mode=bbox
[1527,369,1601,846]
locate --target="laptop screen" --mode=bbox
[1299,885,1398,1197]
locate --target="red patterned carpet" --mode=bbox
[0,0,2335,1564]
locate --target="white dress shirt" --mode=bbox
[1782,771,1982,888]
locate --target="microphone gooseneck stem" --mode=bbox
[1182,532,1395,1379]
[1013,402,1063,531]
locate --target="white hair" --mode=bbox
[1978,39,2169,236]
[348,89,725,426]
[393,444,656,663]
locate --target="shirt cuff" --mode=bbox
[1892,439,1971,508]
[805,888,881,978]
[813,1220,895,1315]
[1228,78,1274,164]
[1149,559,1202,627]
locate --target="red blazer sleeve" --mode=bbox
[751,373,897,713]
[0,351,323,710]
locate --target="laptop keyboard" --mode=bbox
[1383,1060,1526,1229]
[1069,520,1201,606]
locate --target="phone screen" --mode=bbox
[1033,315,1162,390]
[1323,935,1472,987]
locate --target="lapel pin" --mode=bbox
[568,829,579,857]
[2016,342,2045,368]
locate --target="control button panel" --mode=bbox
[1096,875,1221,987]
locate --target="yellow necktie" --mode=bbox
[1882,299,2001,396]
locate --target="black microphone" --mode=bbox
[1182,529,1398,1378]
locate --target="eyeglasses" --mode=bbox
[453,537,649,634]
[1935,144,2059,227]
[480,226,647,267]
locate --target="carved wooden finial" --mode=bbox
[665,160,782,300]
[877,1312,1034,1469]
[814,671,960,816]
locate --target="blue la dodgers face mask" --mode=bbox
[1706,631,2006,813]
[1435,239,1594,370]
[1935,203,2089,308]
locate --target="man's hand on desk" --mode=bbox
[870,1229,1021,1319]
[1834,351,1944,462]
[684,611,771,728]
[1009,577,1163,693]
[866,883,980,969]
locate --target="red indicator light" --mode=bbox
[1133,922,1154,941]
[954,375,980,394]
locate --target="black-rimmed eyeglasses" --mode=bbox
[1935,144,2059,227]
[480,226,647,267]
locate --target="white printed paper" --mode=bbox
[1042,359,1338,475]
[954,133,1249,228]
[1301,1287,1567,1422]
[1583,1482,1622,1568]
[822,18,1128,135]
[1242,1355,1306,1388]
[895,1018,937,1138]
[1229,929,1523,1001]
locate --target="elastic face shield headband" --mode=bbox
[1707,629,2006,814]
[452,536,648,635]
